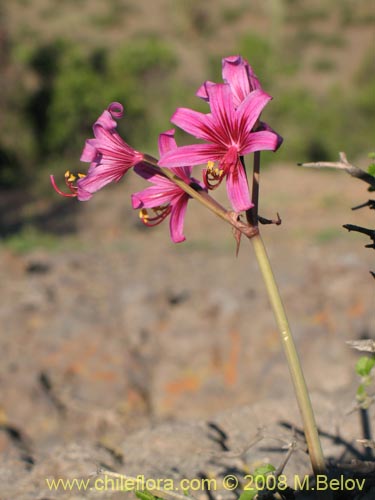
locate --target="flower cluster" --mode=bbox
[51,56,282,242]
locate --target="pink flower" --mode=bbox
[50,102,144,201]
[197,55,283,149]
[159,83,280,212]
[132,130,203,243]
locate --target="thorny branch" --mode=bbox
[299,152,375,189]
[301,152,375,277]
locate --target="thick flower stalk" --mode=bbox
[50,102,144,200]
[159,83,280,212]
[132,130,204,243]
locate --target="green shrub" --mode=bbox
[23,36,178,172]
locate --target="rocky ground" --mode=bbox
[0,163,374,499]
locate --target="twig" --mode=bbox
[346,340,375,353]
[258,213,282,225]
[299,152,375,188]
[274,440,298,477]
[343,224,375,249]
[352,200,375,211]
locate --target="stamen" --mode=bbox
[139,208,149,221]
[204,161,225,190]
[50,175,77,198]
[138,205,172,227]
[50,169,86,198]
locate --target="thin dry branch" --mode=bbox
[299,152,375,188]
[346,340,375,353]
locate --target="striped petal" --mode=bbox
[170,108,216,142]
[241,130,280,154]
[222,56,261,107]
[169,195,189,243]
[77,163,127,200]
[131,184,176,209]
[158,129,177,155]
[226,161,253,212]
[158,130,192,181]
[237,89,272,138]
[206,84,236,144]
[196,80,215,101]
[95,109,118,131]
[159,143,223,167]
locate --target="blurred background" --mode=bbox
[0,0,374,491]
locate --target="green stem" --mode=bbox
[250,232,327,476]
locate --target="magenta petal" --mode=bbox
[196,80,215,101]
[259,121,283,150]
[169,165,193,182]
[158,129,177,156]
[94,109,118,131]
[242,130,280,154]
[169,195,188,243]
[159,143,222,167]
[222,56,261,107]
[77,163,127,197]
[237,89,272,136]
[226,161,253,212]
[170,108,215,142]
[131,185,176,209]
[80,139,98,162]
[76,186,93,201]
[91,123,115,146]
[206,84,236,135]
[107,102,124,119]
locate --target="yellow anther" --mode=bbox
[139,209,149,220]
[77,173,86,179]
[64,170,71,178]
[67,174,77,182]
[207,160,215,171]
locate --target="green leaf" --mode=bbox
[356,356,375,377]
[135,491,159,500]
[238,489,257,500]
[368,152,375,160]
[253,464,276,476]
[368,163,375,177]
